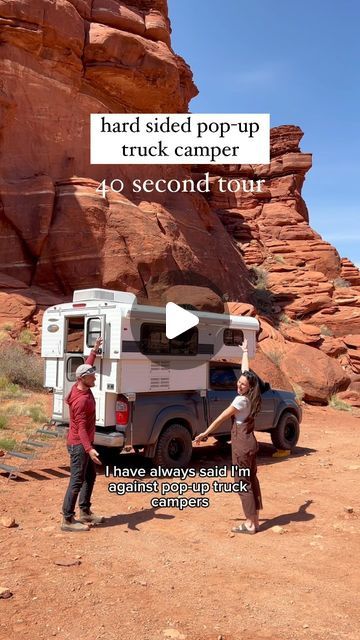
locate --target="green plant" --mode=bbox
[267,350,283,366]
[0,342,43,390]
[18,329,36,346]
[0,376,23,399]
[0,414,9,430]
[250,266,269,290]
[279,313,291,324]
[329,395,352,412]
[292,383,304,402]
[26,405,48,424]
[3,324,13,332]
[320,325,334,337]
[0,437,16,451]
[333,278,350,289]
[274,254,285,264]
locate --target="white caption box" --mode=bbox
[90,113,270,165]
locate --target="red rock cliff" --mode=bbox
[0,0,250,307]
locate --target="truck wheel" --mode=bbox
[271,413,300,450]
[153,423,193,469]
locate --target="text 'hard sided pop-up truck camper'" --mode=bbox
[41,289,301,468]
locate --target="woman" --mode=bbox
[195,338,262,534]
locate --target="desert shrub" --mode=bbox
[0,437,16,451]
[249,267,274,316]
[274,254,285,264]
[320,325,334,337]
[267,350,282,366]
[0,342,43,390]
[250,266,269,290]
[292,383,304,402]
[0,414,9,430]
[329,395,352,412]
[19,329,36,346]
[333,278,350,288]
[26,405,48,424]
[279,313,291,324]
[0,376,23,399]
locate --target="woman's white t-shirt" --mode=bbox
[231,395,251,425]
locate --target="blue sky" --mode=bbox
[168,0,360,266]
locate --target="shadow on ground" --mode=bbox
[0,440,316,482]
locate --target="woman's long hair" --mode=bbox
[241,370,261,418]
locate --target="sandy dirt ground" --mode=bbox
[1,404,360,640]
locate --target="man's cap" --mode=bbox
[76,364,96,378]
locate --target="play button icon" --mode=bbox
[165,302,199,339]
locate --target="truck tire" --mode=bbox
[271,412,300,450]
[153,423,193,469]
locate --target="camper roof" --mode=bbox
[73,289,137,304]
[128,304,259,331]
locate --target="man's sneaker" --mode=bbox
[61,517,90,532]
[79,509,105,525]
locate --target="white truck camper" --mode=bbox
[41,289,259,452]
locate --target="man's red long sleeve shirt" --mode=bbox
[65,351,96,453]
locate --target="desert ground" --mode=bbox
[1,404,359,640]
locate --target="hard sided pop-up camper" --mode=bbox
[41,289,300,467]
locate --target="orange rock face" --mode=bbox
[280,343,350,404]
[0,0,250,306]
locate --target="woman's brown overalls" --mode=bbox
[231,418,263,518]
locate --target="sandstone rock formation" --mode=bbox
[0,1,359,405]
[0,0,251,304]
[197,126,360,402]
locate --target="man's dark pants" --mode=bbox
[62,444,97,519]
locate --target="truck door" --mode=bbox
[208,366,238,435]
[254,380,275,431]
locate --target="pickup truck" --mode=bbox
[87,362,301,468]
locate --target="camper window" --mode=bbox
[223,328,244,346]
[140,323,198,356]
[66,356,84,382]
[86,317,101,348]
[66,316,85,353]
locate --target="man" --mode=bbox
[61,336,104,532]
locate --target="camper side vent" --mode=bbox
[150,361,170,390]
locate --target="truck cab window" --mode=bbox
[66,316,85,353]
[140,323,198,356]
[86,317,101,348]
[209,366,238,390]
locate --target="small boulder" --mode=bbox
[1,517,17,528]
[272,525,286,534]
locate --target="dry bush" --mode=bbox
[329,395,352,412]
[0,342,43,390]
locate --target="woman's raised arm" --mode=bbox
[240,337,249,372]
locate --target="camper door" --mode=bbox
[62,314,105,420]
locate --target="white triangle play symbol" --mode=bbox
[165,302,199,340]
